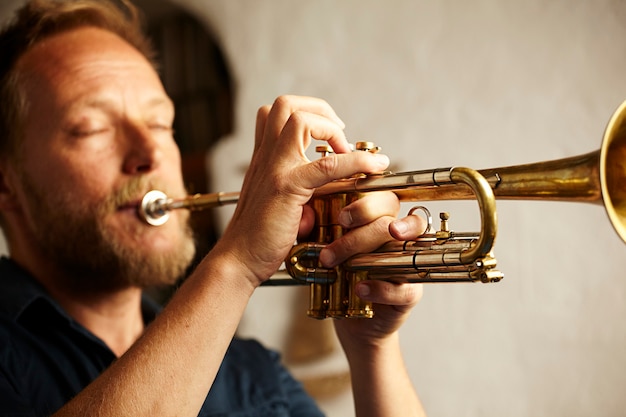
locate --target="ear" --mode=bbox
[0,161,19,211]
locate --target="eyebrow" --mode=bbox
[64,94,175,120]
[65,94,175,115]
[143,96,175,110]
[57,95,176,136]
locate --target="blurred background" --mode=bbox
[1,1,626,416]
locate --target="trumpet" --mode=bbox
[139,102,626,319]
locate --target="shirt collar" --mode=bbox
[0,256,162,325]
[0,256,56,322]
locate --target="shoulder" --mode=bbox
[200,338,324,416]
[219,337,283,382]
[226,337,279,362]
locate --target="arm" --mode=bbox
[323,202,428,417]
[53,96,391,416]
[335,280,426,417]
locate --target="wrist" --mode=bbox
[197,243,261,296]
[339,328,402,365]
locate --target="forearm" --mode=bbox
[53,247,256,417]
[346,333,426,417]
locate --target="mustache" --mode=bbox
[104,176,185,213]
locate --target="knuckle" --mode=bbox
[371,216,394,238]
[286,110,306,127]
[337,233,359,255]
[256,104,271,119]
[379,281,421,305]
[401,283,422,304]
[273,95,293,109]
[314,153,340,177]
[327,234,358,263]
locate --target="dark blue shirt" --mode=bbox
[0,257,324,416]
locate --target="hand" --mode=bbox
[329,198,427,350]
[215,96,391,288]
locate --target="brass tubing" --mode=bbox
[449,167,497,264]
[139,145,623,243]
[389,151,602,203]
[138,101,626,288]
[286,166,499,284]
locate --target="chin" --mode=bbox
[145,223,190,251]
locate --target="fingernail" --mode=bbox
[393,219,408,234]
[357,283,371,297]
[338,210,353,227]
[373,154,390,169]
[319,248,336,267]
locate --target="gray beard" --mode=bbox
[20,173,196,294]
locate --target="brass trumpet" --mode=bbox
[139,101,626,319]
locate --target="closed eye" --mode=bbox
[68,127,111,138]
[148,124,174,132]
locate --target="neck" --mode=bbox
[48,282,145,357]
[7,224,147,356]
[14,253,144,357]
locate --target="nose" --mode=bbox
[121,122,163,175]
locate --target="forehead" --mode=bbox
[16,26,168,109]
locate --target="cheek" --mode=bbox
[161,145,187,191]
[21,146,114,208]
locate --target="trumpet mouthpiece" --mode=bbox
[139,190,170,226]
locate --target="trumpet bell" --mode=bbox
[601,100,626,243]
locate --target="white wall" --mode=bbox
[2,1,626,416]
[177,1,626,416]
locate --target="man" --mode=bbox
[0,0,426,416]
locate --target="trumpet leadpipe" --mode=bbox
[138,167,470,226]
[139,190,240,226]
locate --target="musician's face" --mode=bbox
[7,27,195,289]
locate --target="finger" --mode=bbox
[320,215,393,267]
[277,110,350,157]
[297,204,316,240]
[265,95,349,152]
[254,104,271,153]
[354,280,423,307]
[337,191,400,229]
[389,214,429,240]
[292,150,390,191]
